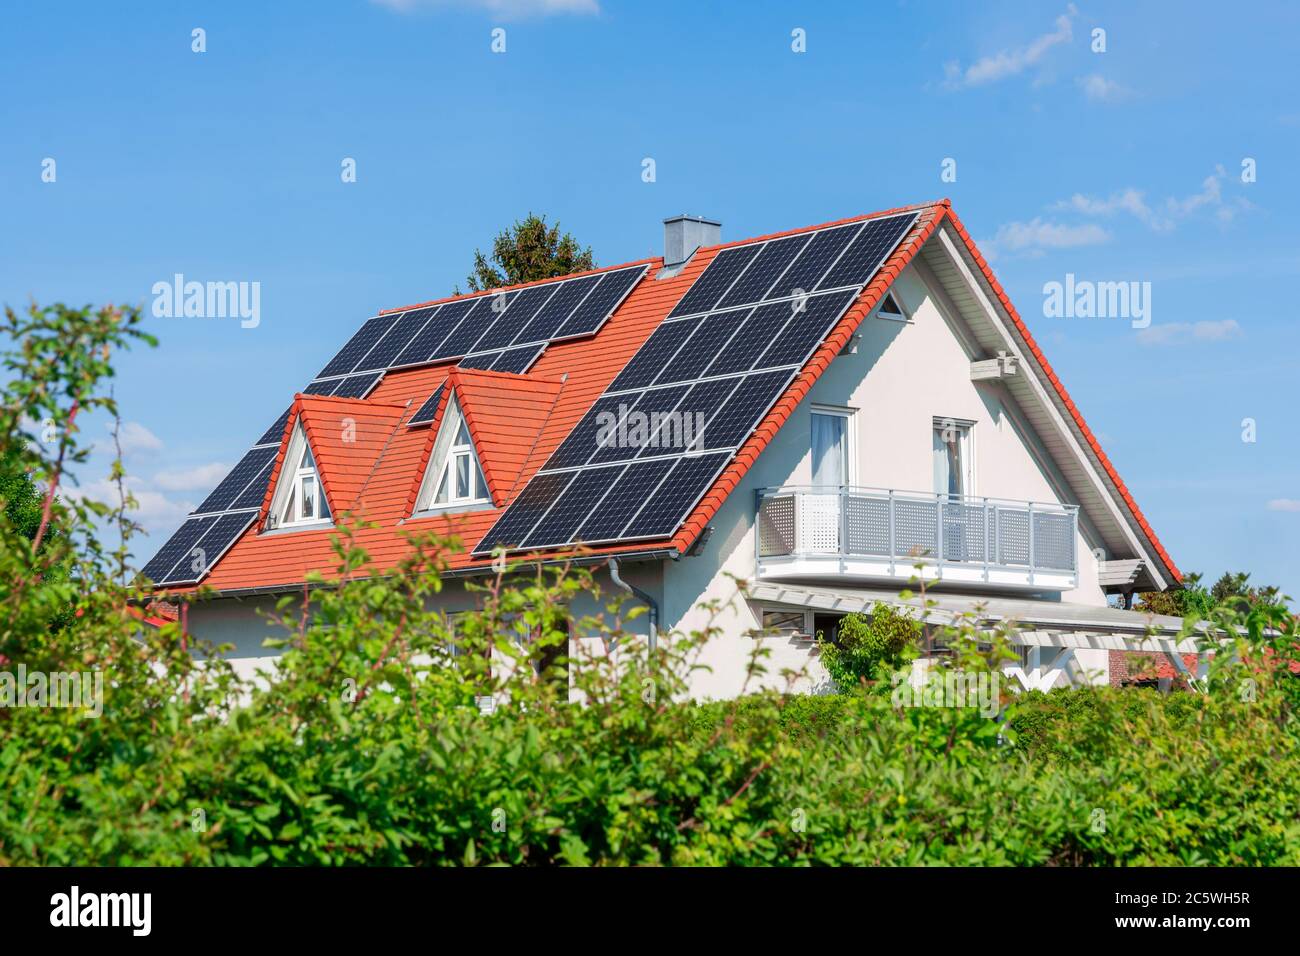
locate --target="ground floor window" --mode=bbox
[760,609,808,639]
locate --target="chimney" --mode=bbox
[663,214,721,269]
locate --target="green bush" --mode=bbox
[2,303,1300,866]
[818,604,920,692]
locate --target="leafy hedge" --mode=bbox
[2,303,1299,866]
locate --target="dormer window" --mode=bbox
[414,396,490,514]
[266,423,332,530]
[283,445,330,525]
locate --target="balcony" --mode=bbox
[756,486,1079,591]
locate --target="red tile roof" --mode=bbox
[165,200,1179,595]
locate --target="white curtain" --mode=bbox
[933,427,963,497]
[811,413,846,488]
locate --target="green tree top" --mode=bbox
[1137,569,1283,617]
[464,213,595,293]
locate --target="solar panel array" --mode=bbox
[475,211,919,555]
[143,264,648,587]
[316,264,646,381]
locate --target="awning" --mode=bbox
[743,581,1205,655]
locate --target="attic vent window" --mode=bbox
[280,444,331,526]
[415,397,490,513]
[876,292,908,322]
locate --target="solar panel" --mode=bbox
[229,458,275,510]
[195,446,279,514]
[573,458,676,542]
[517,274,602,343]
[488,343,545,374]
[257,408,292,446]
[455,352,498,371]
[475,471,576,552]
[471,284,556,353]
[607,314,702,392]
[141,515,218,582]
[667,244,762,319]
[456,345,543,373]
[699,301,801,378]
[407,384,446,427]
[694,369,792,450]
[652,307,751,385]
[359,309,431,370]
[386,301,464,368]
[752,289,857,369]
[647,377,742,455]
[620,453,731,539]
[765,223,861,300]
[554,266,647,338]
[716,233,811,310]
[544,395,630,469]
[816,213,917,290]
[588,384,691,465]
[318,314,399,378]
[331,371,383,399]
[157,511,257,586]
[304,380,338,396]
[429,295,504,361]
[520,464,625,548]
[473,211,919,556]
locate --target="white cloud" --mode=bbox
[65,477,195,534]
[1077,73,1129,102]
[1056,187,1167,230]
[372,0,598,16]
[1136,319,1243,346]
[97,420,164,458]
[152,462,230,492]
[980,217,1110,259]
[1267,499,1300,513]
[1057,167,1253,233]
[945,5,1076,88]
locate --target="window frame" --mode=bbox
[265,424,333,531]
[874,290,911,323]
[757,607,812,640]
[931,416,975,498]
[413,396,492,516]
[810,404,856,488]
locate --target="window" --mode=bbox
[876,291,908,322]
[267,424,332,529]
[932,418,973,498]
[761,609,807,638]
[281,444,331,525]
[414,397,490,513]
[811,408,853,488]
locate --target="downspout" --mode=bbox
[608,557,658,652]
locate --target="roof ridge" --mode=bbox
[449,366,565,387]
[295,392,408,411]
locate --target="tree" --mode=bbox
[464,213,595,292]
[1137,569,1283,617]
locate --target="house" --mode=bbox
[143,199,1203,696]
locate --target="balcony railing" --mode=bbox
[756,486,1078,589]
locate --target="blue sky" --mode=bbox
[2,1,1298,600]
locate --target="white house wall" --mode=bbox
[663,260,1110,698]
[186,562,661,685]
